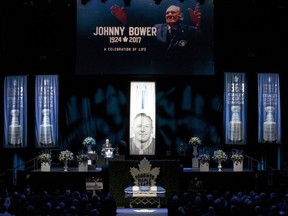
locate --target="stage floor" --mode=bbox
[180,166,267,194]
[183,167,253,172]
[34,167,103,172]
[26,162,268,208]
[29,166,107,193]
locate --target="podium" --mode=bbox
[97,154,126,167]
[104,148,114,158]
[104,148,114,165]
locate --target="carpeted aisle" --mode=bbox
[116,208,168,216]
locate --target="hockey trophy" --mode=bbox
[263,106,276,142]
[229,105,242,142]
[40,108,53,146]
[9,109,22,146]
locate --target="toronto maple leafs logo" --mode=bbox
[130,157,160,186]
[12,79,18,86]
[123,36,128,42]
[179,40,187,47]
[268,76,272,83]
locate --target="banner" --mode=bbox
[129,82,156,155]
[258,73,281,143]
[35,75,59,147]
[4,76,27,148]
[224,73,247,144]
[76,0,214,75]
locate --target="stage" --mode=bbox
[29,167,107,193]
[26,160,270,208]
[181,167,261,194]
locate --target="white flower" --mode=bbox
[231,154,244,163]
[76,152,89,163]
[188,137,202,146]
[198,154,210,164]
[59,150,74,162]
[212,149,227,162]
[82,136,96,146]
[38,152,52,163]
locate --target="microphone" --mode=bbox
[120,140,127,147]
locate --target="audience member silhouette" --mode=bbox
[0,187,117,216]
[1,186,288,216]
[166,189,288,216]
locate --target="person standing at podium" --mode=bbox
[101,139,112,155]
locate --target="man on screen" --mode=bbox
[152,4,202,67]
[130,113,155,155]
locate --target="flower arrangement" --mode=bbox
[58,150,74,162]
[38,151,52,164]
[231,152,244,165]
[198,154,211,164]
[188,137,202,146]
[82,136,96,146]
[76,152,89,163]
[212,149,228,162]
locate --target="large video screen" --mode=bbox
[76,0,214,75]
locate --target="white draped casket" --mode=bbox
[124,157,166,208]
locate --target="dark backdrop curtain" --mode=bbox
[60,76,223,155]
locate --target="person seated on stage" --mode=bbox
[101,139,112,155]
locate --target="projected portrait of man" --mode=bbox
[152,4,202,67]
[130,113,155,155]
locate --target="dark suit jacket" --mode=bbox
[129,137,155,155]
[152,23,200,65]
